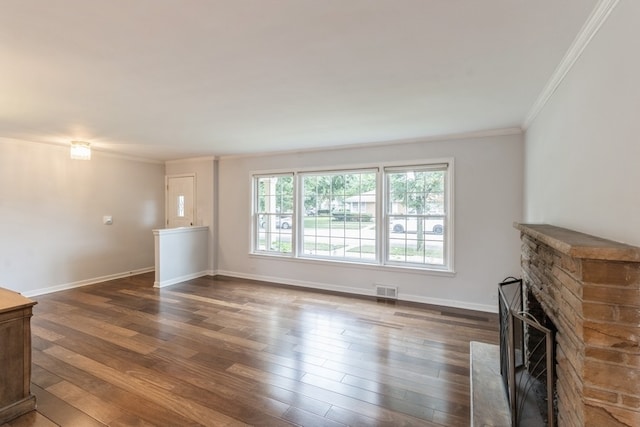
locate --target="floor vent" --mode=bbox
[375,285,398,299]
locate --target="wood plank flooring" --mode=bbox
[5,273,499,426]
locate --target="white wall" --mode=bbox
[165,157,216,272]
[217,133,523,312]
[525,1,640,246]
[0,139,165,295]
[153,226,210,287]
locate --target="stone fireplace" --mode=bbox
[515,224,640,426]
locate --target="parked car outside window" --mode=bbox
[389,216,444,234]
[260,215,292,229]
[276,216,292,229]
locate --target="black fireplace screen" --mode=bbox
[499,278,556,427]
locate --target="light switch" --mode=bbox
[103,215,113,225]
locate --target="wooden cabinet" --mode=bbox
[0,288,36,424]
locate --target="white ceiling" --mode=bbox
[1,0,598,161]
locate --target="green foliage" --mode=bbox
[303,172,376,211]
[272,241,292,253]
[388,170,444,214]
[303,242,345,252]
[389,246,442,258]
[303,217,364,229]
[359,213,373,222]
[388,170,445,250]
[257,175,294,213]
[331,211,373,222]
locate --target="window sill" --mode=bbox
[249,252,456,277]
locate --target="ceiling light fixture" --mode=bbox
[70,141,91,160]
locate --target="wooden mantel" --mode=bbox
[515,223,640,262]
[0,288,37,424]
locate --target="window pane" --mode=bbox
[256,176,293,215]
[254,175,293,254]
[301,171,377,261]
[252,163,451,272]
[177,195,185,217]
[386,167,447,268]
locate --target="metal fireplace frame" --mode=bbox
[499,278,555,427]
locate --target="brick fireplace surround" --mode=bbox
[516,224,640,426]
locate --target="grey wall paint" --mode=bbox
[524,1,640,246]
[216,133,524,311]
[0,139,165,294]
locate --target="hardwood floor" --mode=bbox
[5,273,498,426]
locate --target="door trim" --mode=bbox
[165,173,197,227]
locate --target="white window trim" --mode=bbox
[251,172,295,256]
[382,160,454,271]
[297,168,379,264]
[249,158,454,273]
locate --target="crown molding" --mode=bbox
[89,148,165,164]
[218,127,523,160]
[523,0,620,130]
[165,156,217,165]
[0,137,164,164]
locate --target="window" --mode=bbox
[301,170,377,261]
[385,164,449,269]
[253,174,294,254]
[177,195,185,217]
[251,160,452,272]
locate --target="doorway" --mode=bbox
[166,174,196,228]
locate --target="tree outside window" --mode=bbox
[301,171,377,260]
[252,161,452,271]
[386,166,447,267]
[254,174,293,254]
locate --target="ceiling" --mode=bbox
[1,0,598,161]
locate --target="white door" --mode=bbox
[166,175,195,228]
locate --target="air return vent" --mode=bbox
[375,285,398,299]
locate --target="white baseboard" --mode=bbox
[214,269,497,313]
[215,269,372,297]
[23,267,496,313]
[23,267,155,297]
[153,270,213,288]
[399,293,497,313]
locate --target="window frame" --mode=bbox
[251,173,295,256]
[297,168,379,264]
[250,159,454,274]
[383,162,452,271]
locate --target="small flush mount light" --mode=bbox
[70,141,91,160]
